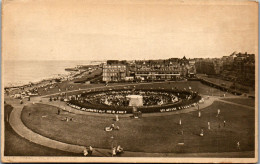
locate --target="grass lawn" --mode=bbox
[21,101,254,156]
[4,104,81,156]
[221,98,255,107]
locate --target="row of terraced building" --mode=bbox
[102,56,196,82]
[195,52,255,87]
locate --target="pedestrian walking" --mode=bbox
[216,109,220,117]
[198,111,201,118]
[237,141,240,150]
[223,120,226,127]
[208,122,211,130]
[200,128,204,137]
[88,146,93,156]
[83,147,88,156]
[115,115,119,121]
[179,118,182,125]
[112,147,116,157]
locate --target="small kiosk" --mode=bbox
[126,95,143,118]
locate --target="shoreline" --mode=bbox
[4,60,103,89]
[4,73,72,90]
[4,64,101,90]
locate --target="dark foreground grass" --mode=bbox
[21,101,254,155]
[4,104,81,156]
[221,98,255,107]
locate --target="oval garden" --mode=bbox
[65,88,201,114]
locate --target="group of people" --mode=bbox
[197,108,240,150]
[7,79,64,100]
[110,116,124,156]
[6,70,87,101]
[83,145,124,157]
[105,123,120,131]
[82,90,181,107]
[83,146,94,156]
[198,109,226,133]
[112,145,124,156]
[57,108,75,122]
[61,116,73,122]
[105,116,120,132]
[83,115,124,157]
[49,96,61,102]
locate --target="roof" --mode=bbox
[126,95,143,99]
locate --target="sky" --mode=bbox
[2,0,258,61]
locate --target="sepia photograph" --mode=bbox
[1,0,258,163]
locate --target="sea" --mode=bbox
[3,60,102,87]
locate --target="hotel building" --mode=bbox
[102,57,196,82]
